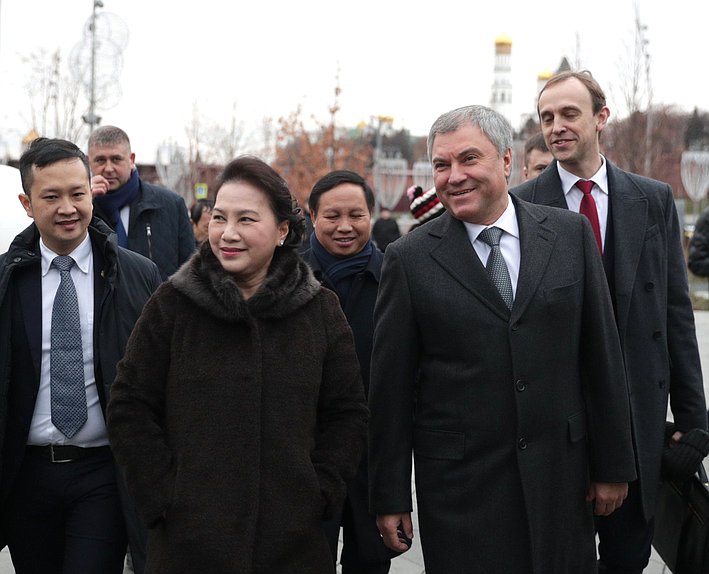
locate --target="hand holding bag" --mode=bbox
[653,460,709,573]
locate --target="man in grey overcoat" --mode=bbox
[368,105,637,574]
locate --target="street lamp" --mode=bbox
[81,0,104,133]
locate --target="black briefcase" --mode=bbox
[653,461,709,573]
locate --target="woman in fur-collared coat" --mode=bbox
[106,157,368,574]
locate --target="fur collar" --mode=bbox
[170,242,320,321]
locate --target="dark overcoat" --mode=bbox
[368,196,636,574]
[93,179,195,280]
[512,160,707,518]
[106,245,368,574]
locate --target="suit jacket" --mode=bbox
[512,160,707,518]
[368,196,636,574]
[0,218,161,548]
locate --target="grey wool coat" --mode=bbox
[107,244,368,574]
[368,197,636,574]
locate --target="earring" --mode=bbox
[279,239,285,246]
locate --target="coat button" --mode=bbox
[13,257,21,263]
[645,282,655,291]
[515,380,526,392]
[658,380,666,389]
[653,331,662,340]
[518,438,527,450]
[511,323,519,332]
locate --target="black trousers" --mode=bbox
[596,480,654,574]
[5,449,127,574]
[323,457,392,574]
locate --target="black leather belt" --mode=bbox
[26,444,111,463]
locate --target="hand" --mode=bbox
[376,512,413,553]
[586,482,628,516]
[91,174,110,197]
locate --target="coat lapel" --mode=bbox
[511,197,556,323]
[607,163,648,338]
[527,163,569,209]
[429,213,511,321]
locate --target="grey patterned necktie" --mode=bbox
[477,226,514,309]
[50,256,87,438]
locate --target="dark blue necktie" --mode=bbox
[478,226,514,309]
[50,256,87,438]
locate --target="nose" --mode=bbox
[337,218,354,232]
[57,196,76,214]
[552,117,566,134]
[221,220,241,241]
[448,162,467,185]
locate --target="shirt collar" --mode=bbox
[40,234,92,277]
[464,194,519,244]
[558,155,609,196]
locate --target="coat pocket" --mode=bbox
[568,411,587,443]
[413,427,465,460]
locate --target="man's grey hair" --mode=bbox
[87,125,131,150]
[427,105,513,161]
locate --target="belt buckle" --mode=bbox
[49,445,73,463]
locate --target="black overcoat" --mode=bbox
[368,196,636,573]
[513,160,707,518]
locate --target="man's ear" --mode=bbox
[18,194,33,219]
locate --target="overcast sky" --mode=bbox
[1,0,707,162]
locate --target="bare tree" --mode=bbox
[22,49,85,143]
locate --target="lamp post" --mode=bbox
[81,0,104,133]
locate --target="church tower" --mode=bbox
[490,34,513,124]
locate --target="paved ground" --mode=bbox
[5,311,709,573]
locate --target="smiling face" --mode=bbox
[431,123,511,225]
[208,180,289,298]
[538,77,609,178]
[88,141,135,191]
[19,158,93,255]
[312,183,372,257]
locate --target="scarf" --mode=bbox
[309,232,373,305]
[93,168,140,247]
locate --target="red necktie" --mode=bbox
[576,179,602,254]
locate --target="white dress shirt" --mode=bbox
[558,156,609,251]
[28,235,109,447]
[463,195,521,299]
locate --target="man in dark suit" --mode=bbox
[301,170,394,573]
[368,104,637,573]
[0,138,161,572]
[512,70,707,574]
[88,125,195,281]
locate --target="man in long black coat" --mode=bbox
[368,105,637,574]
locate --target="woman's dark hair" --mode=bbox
[190,199,214,225]
[308,170,375,215]
[214,156,305,248]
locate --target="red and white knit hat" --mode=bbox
[409,185,444,224]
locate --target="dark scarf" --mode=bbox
[309,233,372,305]
[93,168,140,247]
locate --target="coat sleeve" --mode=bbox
[688,210,709,278]
[312,291,369,519]
[664,188,707,431]
[106,285,178,527]
[578,216,637,483]
[174,194,197,267]
[368,243,419,514]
